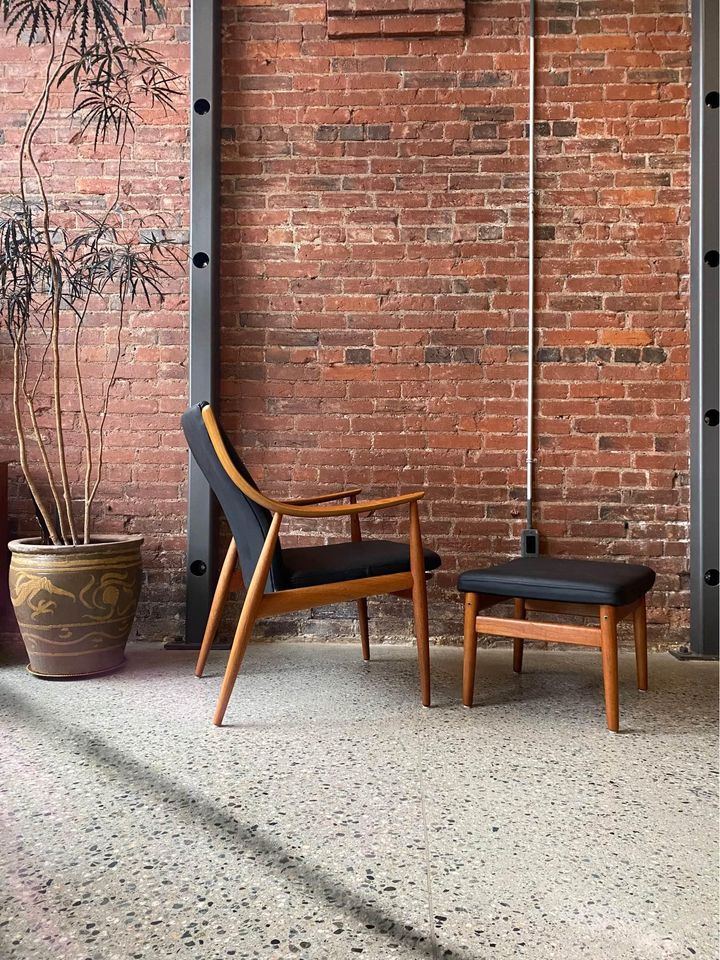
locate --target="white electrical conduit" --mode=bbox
[526,0,536,530]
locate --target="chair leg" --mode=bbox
[462,592,480,707]
[633,596,648,691]
[409,501,431,707]
[213,513,282,727]
[358,599,370,661]
[196,539,238,678]
[350,503,370,661]
[513,598,525,674]
[600,605,619,733]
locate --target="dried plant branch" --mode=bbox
[20,339,66,540]
[12,342,59,543]
[2,0,184,546]
[87,291,125,517]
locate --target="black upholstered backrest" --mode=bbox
[181,403,286,592]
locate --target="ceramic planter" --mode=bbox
[8,534,143,678]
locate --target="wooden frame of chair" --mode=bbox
[462,592,649,732]
[195,405,433,726]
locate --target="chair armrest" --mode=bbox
[286,487,363,506]
[272,490,425,519]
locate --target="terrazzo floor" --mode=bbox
[0,640,717,960]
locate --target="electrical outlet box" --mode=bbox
[521,529,540,557]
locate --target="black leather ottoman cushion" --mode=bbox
[457,557,655,607]
[282,539,441,590]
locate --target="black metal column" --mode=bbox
[168,0,220,649]
[685,0,719,658]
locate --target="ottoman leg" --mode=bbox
[513,598,525,673]
[463,592,480,707]
[633,596,648,691]
[600,605,619,732]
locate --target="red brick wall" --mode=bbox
[220,0,691,645]
[1,0,692,647]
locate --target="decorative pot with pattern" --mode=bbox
[8,535,143,678]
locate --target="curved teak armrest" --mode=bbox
[287,487,362,506]
[201,404,425,520]
[274,490,424,519]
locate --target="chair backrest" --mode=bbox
[181,402,286,592]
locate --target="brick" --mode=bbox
[537,348,561,363]
[615,348,642,363]
[346,347,371,363]
[461,106,515,122]
[627,69,680,83]
[471,123,498,139]
[642,346,668,364]
[315,125,338,141]
[338,124,365,141]
[600,329,653,346]
[424,346,453,363]
[552,120,577,137]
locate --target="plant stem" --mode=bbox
[12,344,60,544]
[76,132,128,543]
[87,294,126,518]
[20,342,67,541]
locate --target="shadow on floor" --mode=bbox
[0,680,465,960]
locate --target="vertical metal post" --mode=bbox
[169,0,220,648]
[687,0,719,657]
[526,0,535,529]
[521,0,540,558]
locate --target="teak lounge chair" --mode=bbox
[182,402,441,725]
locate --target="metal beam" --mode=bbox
[688,0,719,657]
[169,0,220,649]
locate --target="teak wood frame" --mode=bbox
[196,405,433,726]
[462,592,648,732]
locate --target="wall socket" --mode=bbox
[521,528,540,557]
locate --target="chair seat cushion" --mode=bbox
[282,539,441,590]
[457,557,655,607]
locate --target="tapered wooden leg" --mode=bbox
[513,598,525,674]
[409,501,431,707]
[358,599,370,661]
[633,596,648,691]
[196,540,238,678]
[349,502,370,661]
[462,592,480,707]
[600,605,619,732]
[213,514,282,727]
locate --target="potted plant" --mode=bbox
[0,1,182,677]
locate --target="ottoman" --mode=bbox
[458,557,656,731]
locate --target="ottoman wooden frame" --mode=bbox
[462,593,648,732]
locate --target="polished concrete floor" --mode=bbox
[0,641,717,960]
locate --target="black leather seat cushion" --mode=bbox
[282,539,442,590]
[457,557,655,607]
